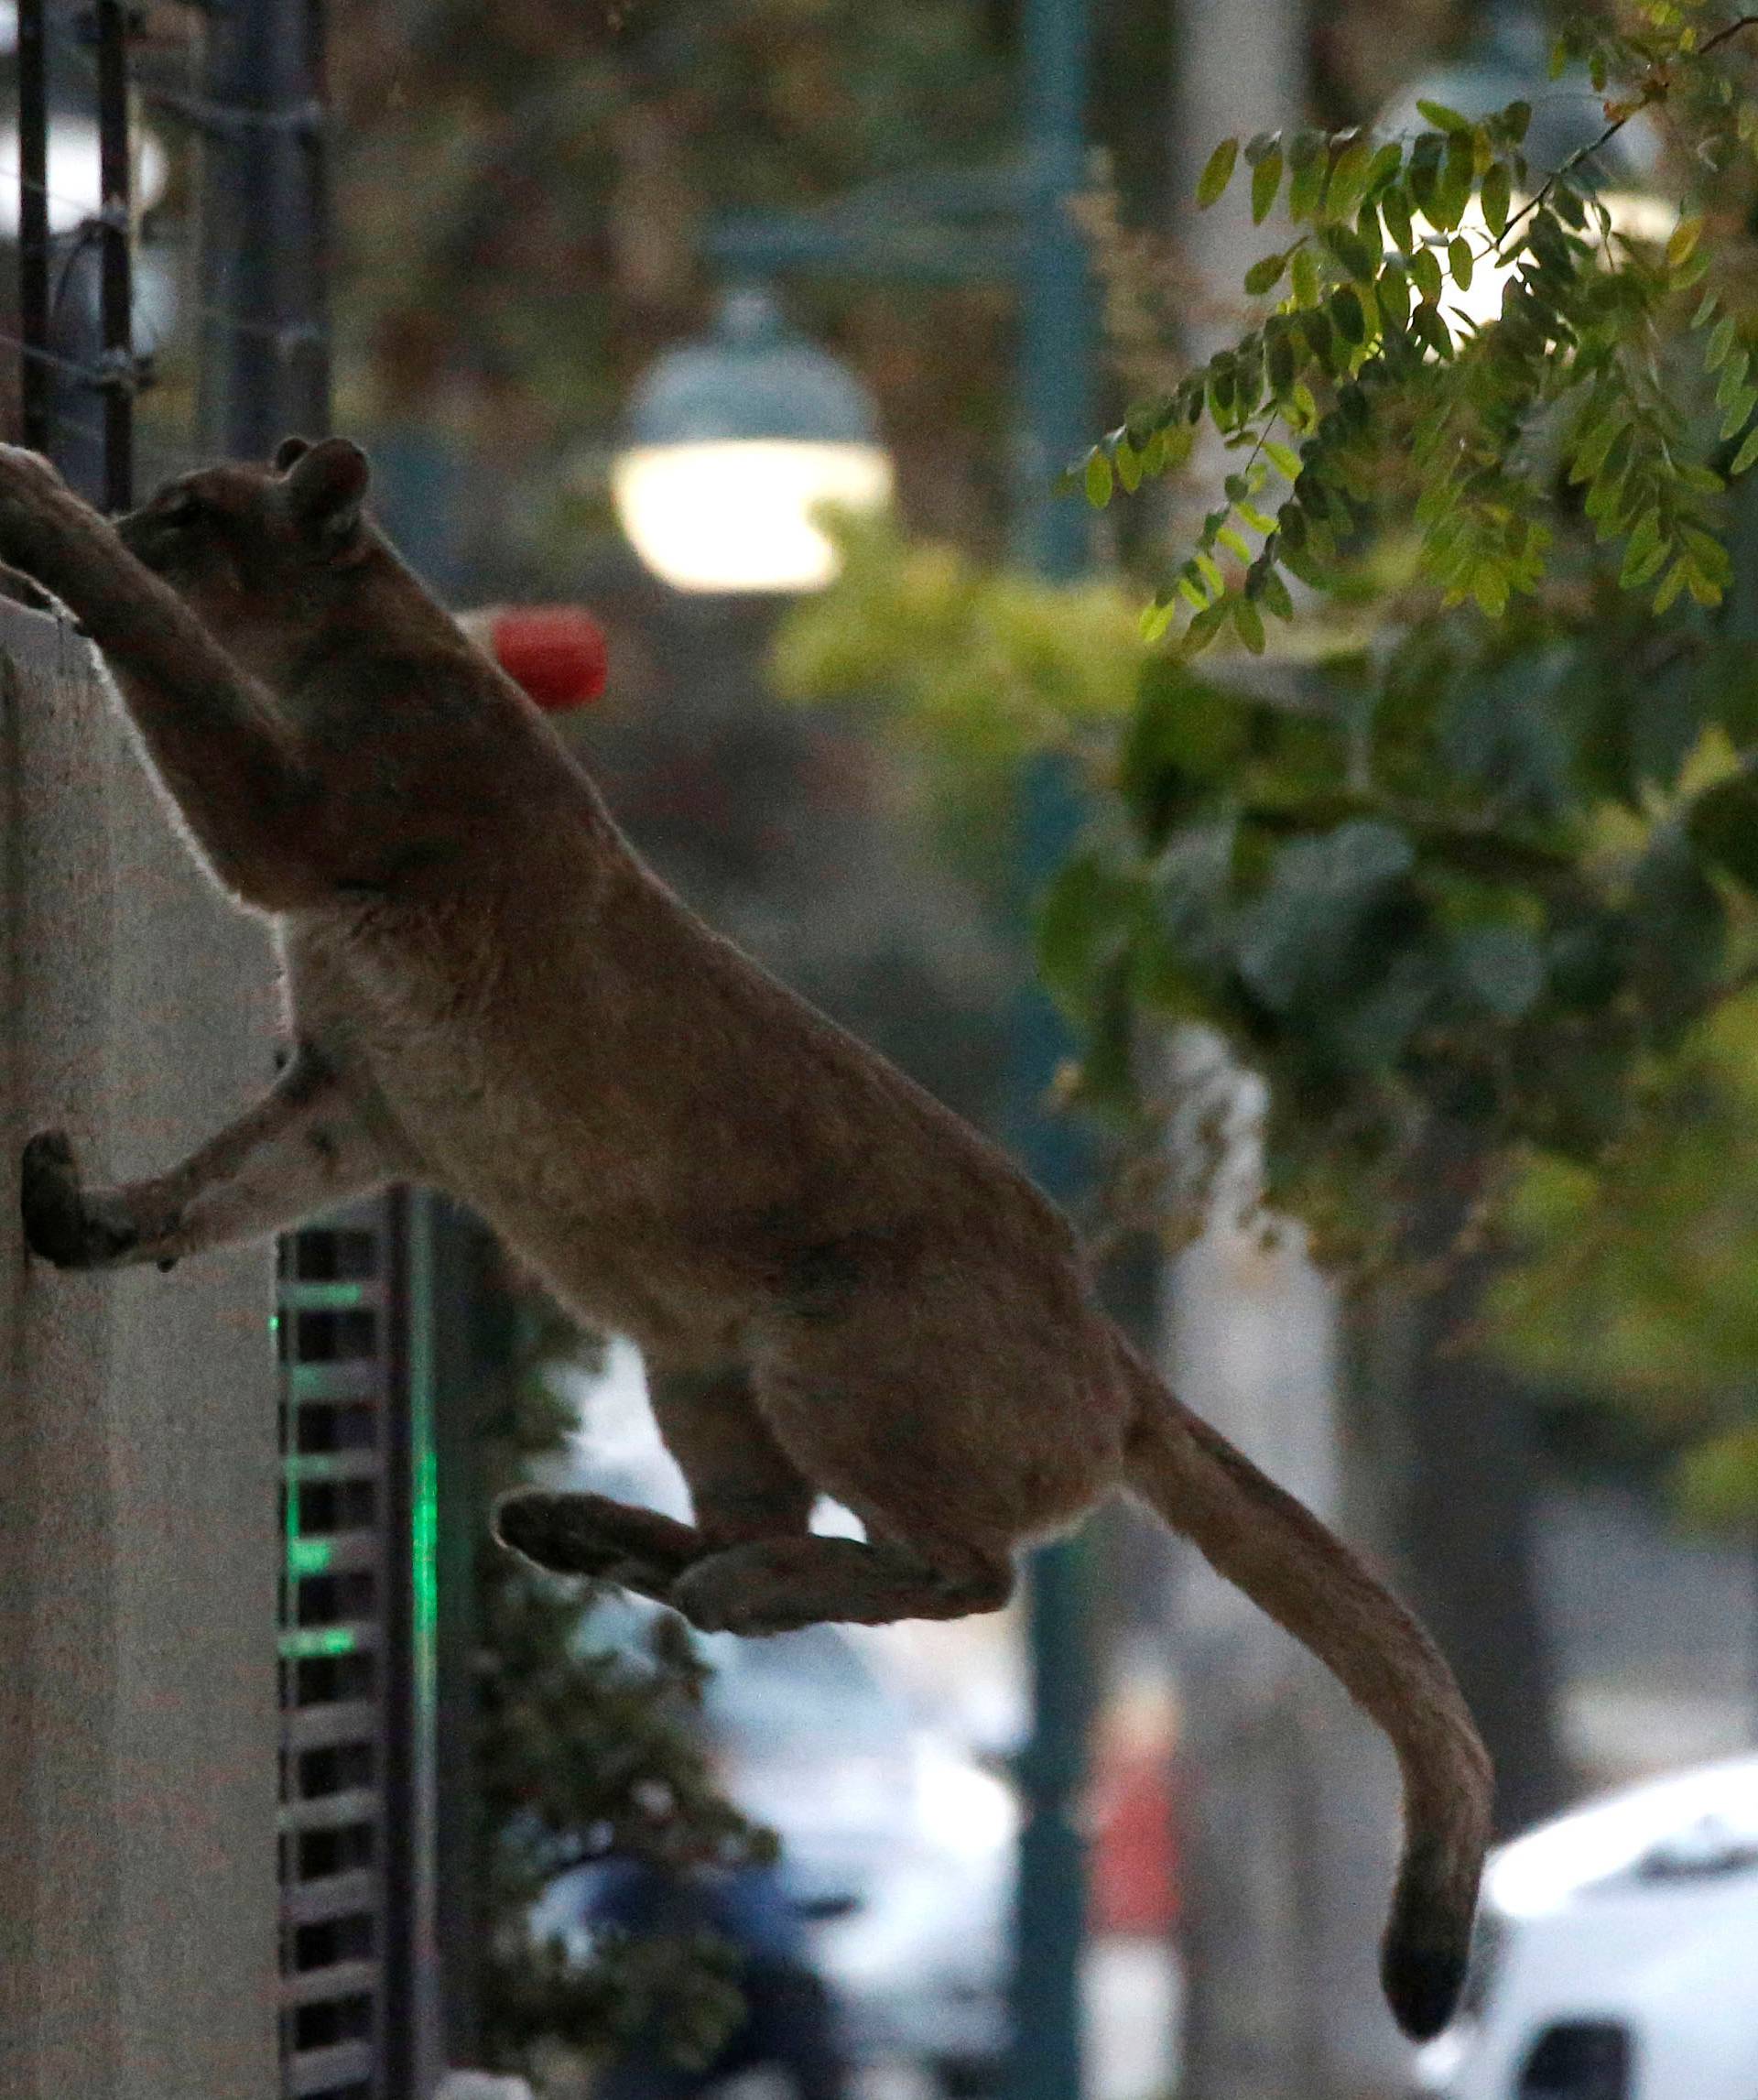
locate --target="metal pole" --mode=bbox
[198,0,331,453]
[16,0,49,453]
[94,0,132,511]
[1004,0,1096,2095]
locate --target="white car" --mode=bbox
[531,1597,1018,2094]
[1414,1755,1758,2100]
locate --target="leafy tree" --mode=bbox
[473,1290,774,2080]
[780,0,1758,1846]
[1490,989,1758,1526]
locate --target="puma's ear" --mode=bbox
[272,435,311,471]
[284,437,370,552]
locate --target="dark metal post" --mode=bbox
[94,0,132,510]
[198,0,331,452]
[1004,0,1097,2095]
[16,0,49,452]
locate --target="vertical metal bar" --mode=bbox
[16,0,49,452]
[94,0,132,511]
[198,0,331,457]
[381,1185,423,2100]
[1004,0,1097,2095]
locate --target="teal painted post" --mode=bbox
[1004,0,1096,2095]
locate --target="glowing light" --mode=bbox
[0,117,169,237]
[613,439,894,593]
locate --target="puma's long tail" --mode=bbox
[1112,1332,1492,2041]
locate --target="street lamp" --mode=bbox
[613,284,894,593]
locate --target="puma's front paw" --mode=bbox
[20,1130,137,1268]
[0,445,67,502]
[0,447,77,573]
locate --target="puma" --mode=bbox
[0,437,1490,2039]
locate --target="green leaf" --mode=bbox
[1321,223,1378,281]
[1667,216,1704,270]
[1619,506,1665,586]
[1114,437,1143,494]
[1448,236,1474,290]
[1364,141,1404,197]
[1731,426,1758,476]
[1036,850,1137,1009]
[1376,263,1411,332]
[1570,408,1631,484]
[1722,387,1758,442]
[1252,145,1284,224]
[1433,131,1475,231]
[1286,131,1325,221]
[1264,441,1303,481]
[1382,182,1415,255]
[1413,302,1453,358]
[1411,245,1443,303]
[1707,313,1738,371]
[1301,305,1337,370]
[1330,285,1367,345]
[1502,100,1532,144]
[1290,245,1319,307]
[1085,451,1114,508]
[1243,250,1288,296]
[1454,925,1546,1019]
[1324,135,1374,224]
[1416,98,1472,135]
[1236,822,1416,1013]
[1692,288,1720,330]
[1181,601,1230,658]
[1197,137,1239,209]
[1481,161,1512,240]
[1265,320,1297,395]
[1256,564,1295,619]
[1217,523,1254,561]
[1232,595,1266,653]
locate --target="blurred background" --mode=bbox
[11,2,1758,2099]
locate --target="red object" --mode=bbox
[1089,1749,1181,1934]
[490,605,609,711]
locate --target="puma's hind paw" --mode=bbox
[492,1489,700,1605]
[20,1130,137,1268]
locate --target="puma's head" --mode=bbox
[117,436,381,686]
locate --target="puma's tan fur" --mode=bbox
[0,438,1491,2038]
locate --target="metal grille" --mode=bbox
[277,1194,420,2100]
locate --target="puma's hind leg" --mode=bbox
[495,1360,818,1607]
[646,1361,817,1550]
[492,1490,706,1605]
[670,1534,1015,1637]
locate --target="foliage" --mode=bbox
[773,510,1148,898]
[1489,991,1758,1527]
[781,500,1758,1264]
[1031,2,1758,1268]
[476,1287,773,2076]
[1080,4,1758,653]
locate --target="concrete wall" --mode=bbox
[0,596,281,2098]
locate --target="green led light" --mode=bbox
[278,1625,358,1659]
[287,1536,333,1577]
